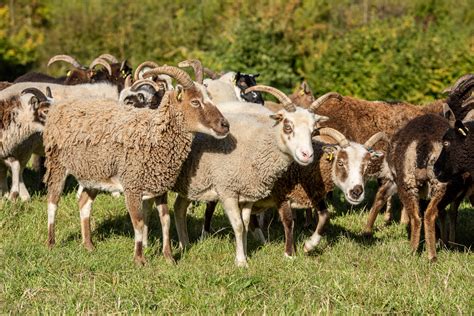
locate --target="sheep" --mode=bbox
[43,65,230,265]
[169,85,334,267]
[118,77,164,109]
[204,127,387,256]
[133,61,174,91]
[0,87,52,200]
[179,60,264,104]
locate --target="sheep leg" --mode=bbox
[222,197,247,267]
[202,201,218,238]
[18,162,30,201]
[278,201,295,257]
[76,185,84,200]
[241,203,253,257]
[78,188,98,251]
[383,196,393,223]
[364,180,395,235]
[6,158,20,201]
[155,194,174,263]
[304,204,330,253]
[0,162,8,198]
[45,165,67,249]
[400,207,410,225]
[124,191,146,266]
[398,188,421,253]
[424,185,446,262]
[304,208,313,228]
[249,214,266,244]
[438,207,448,246]
[141,198,153,248]
[448,200,459,245]
[173,194,191,250]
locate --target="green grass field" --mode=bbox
[1,175,473,314]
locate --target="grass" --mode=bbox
[0,174,473,314]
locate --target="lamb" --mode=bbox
[0,87,52,200]
[43,66,230,265]
[170,85,332,267]
[204,127,387,256]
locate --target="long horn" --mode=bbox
[317,127,350,148]
[443,74,474,94]
[143,66,194,89]
[364,132,388,149]
[46,87,52,98]
[134,61,159,81]
[130,79,161,92]
[96,53,119,64]
[309,92,342,112]
[124,75,132,89]
[204,67,220,79]
[178,59,204,84]
[89,57,112,75]
[47,54,83,68]
[21,88,48,102]
[245,85,296,112]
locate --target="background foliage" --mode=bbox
[1,0,473,103]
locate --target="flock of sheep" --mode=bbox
[0,53,472,267]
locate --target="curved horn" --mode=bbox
[443,74,474,94]
[245,85,296,112]
[96,53,119,64]
[47,54,82,68]
[178,59,204,84]
[143,66,194,89]
[89,57,112,75]
[309,92,342,112]
[130,79,161,92]
[317,127,350,148]
[204,67,220,79]
[124,75,132,89]
[21,88,48,102]
[134,61,159,81]
[364,132,388,149]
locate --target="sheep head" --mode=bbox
[246,85,329,166]
[234,72,264,105]
[144,66,230,139]
[20,87,53,125]
[119,78,164,109]
[289,81,316,108]
[317,128,386,205]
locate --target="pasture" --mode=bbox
[1,175,472,314]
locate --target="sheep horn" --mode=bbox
[309,92,342,112]
[364,132,388,149]
[96,53,119,64]
[124,75,132,89]
[89,58,112,75]
[143,66,194,89]
[317,127,350,148]
[443,74,474,95]
[134,61,159,81]
[178,59,204,84]
[47,54,83,69]
[245,85,296,112]
[21,88,48,102]
[204,67,220,79]
[130,79,161,92]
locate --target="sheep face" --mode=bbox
[234,72,264,105]
[289,81,315,108]
[271,107,323,166]
[176,83,229,139]
[64,68,94,85]
[328,143,384,205]
[434,120,470,182]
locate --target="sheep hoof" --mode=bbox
[284,252,295,259]
[164,253,176,265]
[236,260,248,268]
[46,240,55,249]
[111,191,121,198]
[8,191,19,201]
[428,256,437,263]
[134,256,147,266]
[83,242,95,251]
[361,229,373,238]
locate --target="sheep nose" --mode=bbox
[349,185,363,199]
[301,150,313,160]
[220,118,230,131]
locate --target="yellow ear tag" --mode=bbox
[177,90,183,101]
[458,128,467,136]
[299,89,305,96]
[327,152,334,161]
[66,70,71,77]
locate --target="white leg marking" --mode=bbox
[48,202,57,226]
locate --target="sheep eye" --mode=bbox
[283,123,292,134]
[191,100,200,108]
[443,141,450,147]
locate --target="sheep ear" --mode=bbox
[443,104,456,128]
[322,145,337,161]
[29,96,40,110]
[269,113,284,122]
[454,120,469,137]
[176,85,183,101]
[369,150,384,160]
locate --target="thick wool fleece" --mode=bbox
[44,93,193,195]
